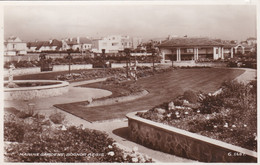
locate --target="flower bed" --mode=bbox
[56,68,125,81]
[4,108,153,163]
[133,80,257,162]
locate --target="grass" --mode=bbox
[54,68,244,122]
[78,80,142,101]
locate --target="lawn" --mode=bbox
[54,68,244,122]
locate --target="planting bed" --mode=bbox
[134,80,257,162]
[4,108,153,163]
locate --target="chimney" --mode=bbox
[77,37,80,44]
[49,39,52,44]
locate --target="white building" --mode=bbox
[4,36,27,56]
[62,37,92,51]
[91,35,133,53]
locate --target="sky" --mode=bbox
[4,4,257,42]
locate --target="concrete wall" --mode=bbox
[126,111,257,163]
[111,63,157,68]
[4,80,69,100]
[163,61,227,67]
[4,64,93,77]
[52,64,93,72]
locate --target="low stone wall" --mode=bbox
[87,90,148,107]
[4,67,41,77]
[126,111,257,163]
[4,64,93,77]
[4,80,69,100]
[52,64,93,71]
[164,61,227,67]
[111,63,158,68]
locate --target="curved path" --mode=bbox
[234,68,256,83]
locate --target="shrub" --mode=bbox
[16,111,32,119]
[183,90,198,103]
[49,112,65,124]
[199,95,223,114]
[4,122,25,142]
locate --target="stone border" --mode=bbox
[126,110,257,162]
[4,80,69,100]
[87,90,148,107]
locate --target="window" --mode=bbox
[216,49,219,54]
[186,48,193,53]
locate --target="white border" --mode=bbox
[0,1,258,165]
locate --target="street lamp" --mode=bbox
[151,48,156,72]
[124,48,130,78]
[66,49,73,75]
[102,49,106,68]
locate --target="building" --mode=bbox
[27,39,62,52]
[233,44,256,55]
[132,37,143,49]
[62,37,92,51]
[4,36,27,56]
[246,37,257,46]
[158,37,232,63]
[91,35,132,53]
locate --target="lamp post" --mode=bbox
[66,50,73,75]
[151,48,155,72]
[102,49,106,68]
[124,48,130,78]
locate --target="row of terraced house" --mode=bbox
[4,36,256,63]
[4,35,143,56]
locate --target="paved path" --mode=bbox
[4,68,256,163]
[234,68,256,83]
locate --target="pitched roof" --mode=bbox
[66,38,78,45]
[80,37,92,44]
[51,39,62,47]
[158,37,224,48]
[247,37,256,41]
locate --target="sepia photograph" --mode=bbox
[1,0,258,163]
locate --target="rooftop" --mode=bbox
[158,37,224,48]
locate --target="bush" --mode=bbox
[4,122,25,142]
[183,90,198,103]
[4,112,153,163]
[49,112,65,124]
[199,95,223,114]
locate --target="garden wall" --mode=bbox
[164,61,227,67]
[52,64,93,71]
[4,64,93,77]
[126,111,257,163]
[4,67,41,77]
[111,63,158,68]
[4,80,69,100]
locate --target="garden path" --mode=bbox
[234,68,256,83]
